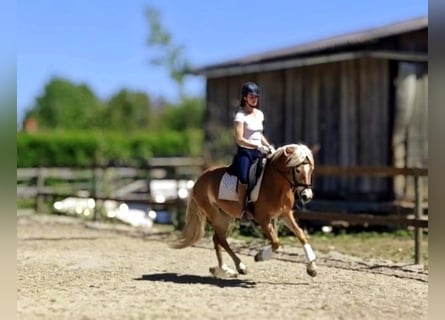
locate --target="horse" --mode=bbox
[170,143,318,278]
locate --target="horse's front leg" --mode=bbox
[255,219,281,262]
[281,210,317,277]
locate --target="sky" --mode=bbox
[17,0,428,125]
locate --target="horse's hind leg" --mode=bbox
[210,210,247,276]
[209,233,239,278]
[214,231,248,275]
[199,202,246,277]
[281,210,317,277]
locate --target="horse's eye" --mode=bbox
[295,168,301,174]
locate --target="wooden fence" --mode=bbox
[311,165,427,264]
[17,161,428,264]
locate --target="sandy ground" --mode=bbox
[17,213,428,320]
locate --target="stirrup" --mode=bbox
[240,212,254,226]
[240,201,255,223]
[245,201,255,215]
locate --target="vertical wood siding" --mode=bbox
[204,56,425,201]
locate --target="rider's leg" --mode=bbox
[238,182,252,211]
[237,156,254,222]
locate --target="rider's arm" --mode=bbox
[260,134,273,149]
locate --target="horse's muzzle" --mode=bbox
[299,188,313,204]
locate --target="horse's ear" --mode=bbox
[310,144,321,155]
[285,146,295,156]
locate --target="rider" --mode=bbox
[233,81,275,222]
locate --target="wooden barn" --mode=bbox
[192,17,428,203]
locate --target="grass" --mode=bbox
[17,199,36,209]
[172,220,429,268]
[229,224,428,268]
[304,230,428,267]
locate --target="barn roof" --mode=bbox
[192,16,428,77]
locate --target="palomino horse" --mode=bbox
[170,143,318,278]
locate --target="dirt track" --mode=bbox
[17,213,428,320]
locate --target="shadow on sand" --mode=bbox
[134,272,257,288]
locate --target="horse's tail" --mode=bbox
[169,197,206,249]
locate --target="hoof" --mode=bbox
[237,262,248,275]
[238,268,248,275]
[307,268,317,277]
[209,266,238,279]
[255,246,273,262]
[306,261,317,277]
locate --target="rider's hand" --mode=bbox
[269,146,276,153]
[258,145,270,154]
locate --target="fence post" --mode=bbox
[92,166,99,221]
[36,167,45,213]
[414,174,423,265]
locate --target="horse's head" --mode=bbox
[269,144,315,205]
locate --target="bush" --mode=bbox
[17,129,204,167]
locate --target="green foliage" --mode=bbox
[146,6,191,94]
[17,130,203,167]
[17,199,36,209]
[146,8,171,46]
[22,76,205,134]
[310,229,417,240]
[204,125,236,164]
[183,128,204,157]
[18,9,206,166]
[18,131,100,167]
[103,89,152,132]
[159,97,204,131]
[25,77,103,130]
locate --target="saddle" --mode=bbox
[227,155,266,198]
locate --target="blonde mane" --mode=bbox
[270,144,314,168]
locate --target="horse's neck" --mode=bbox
[264,161,291,192]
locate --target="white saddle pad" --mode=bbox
[218,170,265,202]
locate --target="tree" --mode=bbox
[103,89,152,132]
[159,97,204,131]
[146,7,191,97]
[24,77,103,130]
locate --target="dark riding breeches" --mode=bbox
[234,146,262,184]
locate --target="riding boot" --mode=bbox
[238,183,254,223]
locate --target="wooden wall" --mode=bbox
[204,56,426,201]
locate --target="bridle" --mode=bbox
[271,158,313,195]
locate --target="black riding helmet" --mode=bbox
[240,81,260,107]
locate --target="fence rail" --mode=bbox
[296,210,428,229]
[314,165,428,177]
[314,165,428,265]
[17,162,428,264]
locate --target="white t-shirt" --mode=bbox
[234,109,264,148]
